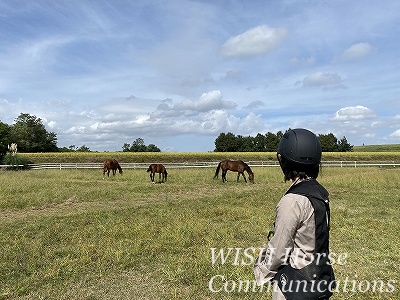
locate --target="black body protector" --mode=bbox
[275,179,335,299]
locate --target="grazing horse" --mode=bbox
[147,163,168,183]
[103,159,123,178]
[213,159,254,183]
[8,143,17,156]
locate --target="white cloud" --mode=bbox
[47,121,57,128]
[290,57,316,67]
[333,105,376,121]
[220,25,288,58]
[25,36,75,60]
[334,42,375,63]
[389,129,400,138]
[244,101,265,109]
[302,72,342,87]
[177,90,236,112]
[1,1,400,151]
[224,69,241,80]
[154,90,237,118]
[201,109,239,133]
[66,126,85,134]
[237,112,266,134]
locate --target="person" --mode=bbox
[254,128,335,299]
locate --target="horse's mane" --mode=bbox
[241,161,253,173]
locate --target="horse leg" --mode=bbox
[150,172,154,182]
[237,172,246,182]
[159,172,162,183]
[222,170,227,182]
[242,172,247,183]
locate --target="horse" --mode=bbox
[213,159,254,183]
[147,163,168,183]
[8,143,17,156]
[103,159,123,178]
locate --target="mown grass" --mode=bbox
[0,166,399,299]
[353,144,400,152]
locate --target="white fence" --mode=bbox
[1,161,399,170]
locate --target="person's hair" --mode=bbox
[278,154,320,182]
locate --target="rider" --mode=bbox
[254,128,335,299]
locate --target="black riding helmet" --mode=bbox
[277,128,321,179]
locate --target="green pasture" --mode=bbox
[0,166,399,299]
[353,144,400,152]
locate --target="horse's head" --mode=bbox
[248,172,254,184]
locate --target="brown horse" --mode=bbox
[213,159,254,183]
[147,163,168,183]
[103,159,123,178]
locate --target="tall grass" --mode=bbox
[0,166,399,299]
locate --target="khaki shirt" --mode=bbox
[254,181,316,287]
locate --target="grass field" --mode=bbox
[0,165,399,299]
[353,144,400,152]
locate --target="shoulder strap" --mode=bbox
[286,179,331,254]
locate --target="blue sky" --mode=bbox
[1,0,399,152]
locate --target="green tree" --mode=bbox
[236,135,254,152]
[0,121,11,158]
[146,144,161,152]
[214,130,353,152]
[10,113,58,152]
[337,136,353,152]
[214,131,284,152]
[265,132,281,152]
[130,138,147,152]
[318,133,338,152]
[253,133,267,151]
[214,132,239,152]
[76,145,91,152]
[122,143,131,152]
[122,139,161,152]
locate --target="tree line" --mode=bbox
[0,113,161,159]
[122,138,161,152]
[214,131,353,152]
[1,113,353,160]
[0,113,58,157]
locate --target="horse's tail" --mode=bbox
[214,162,221,179]
[146,165,152,172]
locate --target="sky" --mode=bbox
[0,0,399,152]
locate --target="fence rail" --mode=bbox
[1,160,399,170]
